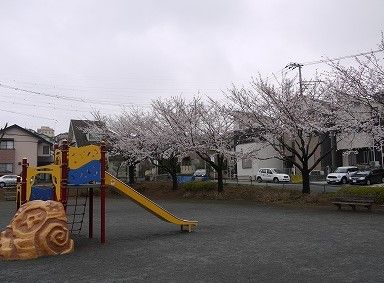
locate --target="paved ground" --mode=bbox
[1,198,384,282]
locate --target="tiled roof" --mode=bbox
[69,119,104,147]
[0,124,53,145]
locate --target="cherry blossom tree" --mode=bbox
[91,108,183,190]
[228,76,348,194]
[88,109,149,184]
[0,123,8,139]
[139,113,183,191]
[152,96,235,193]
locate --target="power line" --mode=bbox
[0,82,152,107]
[0,109,58,121]
[2,79,222,92]
[300,49,383,66]
[0,99,91,113]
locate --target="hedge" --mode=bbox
[181,181,217,191]
[336,185,384,204]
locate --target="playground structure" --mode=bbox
[16,141,197,243]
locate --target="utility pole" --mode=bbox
[285,62,304,95]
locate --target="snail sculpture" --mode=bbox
[0,200,74,260]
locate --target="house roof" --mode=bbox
[69,119,105,147]
[0,124,53,145]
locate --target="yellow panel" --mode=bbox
[26,165,61,201]
[105,172,197,230]
[68,145,101,169]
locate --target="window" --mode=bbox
[0,163,13,173]
[363,150,372,164]
[0,140,14,149]
[266,169,272,174]
[348,152,357,166]
[241,158,252,169]
[43,145,50,155]
[86,132,101,142]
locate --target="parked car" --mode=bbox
[349,169,384,185]
[326,166,358,184]
[256,168,290,183]
[0,175,19,188]
[192,169,208,181]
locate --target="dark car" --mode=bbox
[349,169,384,185]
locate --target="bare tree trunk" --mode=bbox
[170,156,179,191]
[217,167,224,193]
[217,155,224,193]
[171,174,178,191]
[301,161,310,194]
[128,164,135,185]
[196,153,225,193]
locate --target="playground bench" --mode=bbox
[332,196,375,211]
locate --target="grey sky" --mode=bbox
[0,0,383,134]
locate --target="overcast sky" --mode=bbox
[0,0,383,134]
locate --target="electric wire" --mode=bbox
[0,109,58,121]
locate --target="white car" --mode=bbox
[0,175,19,188]
[256,168,290,183]
[326,166,358,184]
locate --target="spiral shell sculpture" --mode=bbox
[0,200,74,260]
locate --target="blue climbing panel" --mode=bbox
[30,186,54,201]
[68,160,101,185]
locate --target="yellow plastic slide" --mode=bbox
[105,172,198,232]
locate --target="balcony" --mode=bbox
[37,155,54,166]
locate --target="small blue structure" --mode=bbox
[30,186,54,201]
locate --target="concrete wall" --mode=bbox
[236,142,283,177]
[337,132,373,150]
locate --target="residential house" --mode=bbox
[335,103,383,169]
[37,126,55,138]
[68,119,104,147]
[0,124,53,176]
[337,132,382,168]
[54,132,68,146]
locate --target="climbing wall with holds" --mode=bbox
[67,145,102,185]
[0,200,74,260]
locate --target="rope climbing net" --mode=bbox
[65,187,89,235]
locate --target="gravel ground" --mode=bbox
[1,198,384,282]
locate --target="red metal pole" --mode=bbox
[89,187,93,239]
[61,140,68,209]
[100,142,106,244]
[21,158,28,206]
[16,176,21,210]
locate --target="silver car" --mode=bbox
[0,175,19,188]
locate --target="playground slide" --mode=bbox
[105,172,198,231]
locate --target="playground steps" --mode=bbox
[1,187,16,201]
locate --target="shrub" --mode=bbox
[181,181,217,192]
[336,185,384,204]
[291,175,303,184]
